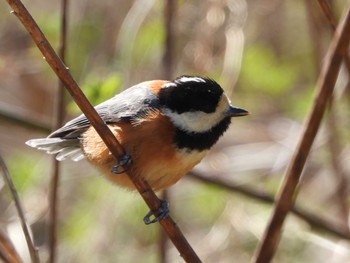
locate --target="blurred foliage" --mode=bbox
[1,0,350,263]
[5,155,39,193]
[68,73,122,113]
[131,17,164,66]
[241,45,298,96]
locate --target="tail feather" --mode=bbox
[26,138,64,148]
[25,138,84,162]
[47,145,66,154]
[69,150,85,162]
[56,147,83,161]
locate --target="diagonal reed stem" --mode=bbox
[0,155,39,263]
[5,0,201,262]
[48,0,69,262]
[252,4,350,263]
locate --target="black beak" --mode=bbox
[226,105,249,117]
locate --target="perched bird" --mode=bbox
[26,76,248,192]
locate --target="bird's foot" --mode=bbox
[143,200,169,225]
[112,153,132,174]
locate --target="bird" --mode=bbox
[26,76,248,222]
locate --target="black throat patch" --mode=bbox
[174,117,231,151]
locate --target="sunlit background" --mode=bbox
[1,1,350,262]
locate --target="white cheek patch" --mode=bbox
[164,95,231,133]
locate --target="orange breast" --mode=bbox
[81,110,207,191]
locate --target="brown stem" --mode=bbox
[0,230,23,263]
[190,172,350,240]
[307,0,349,227]
[48,0,69,262]
[252,4,350,263]
[5,0,201,262]
[0,155,39,263]
[159,1,176,262]
[317,0,350,72]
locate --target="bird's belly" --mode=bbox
[82,123,207,191]
[141,149,208,191]
[99,149,207,191]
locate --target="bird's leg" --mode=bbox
[143,200,169,225]
[111,154,169,224]
[111,153,132,174]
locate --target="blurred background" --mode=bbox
[0,0,350,262]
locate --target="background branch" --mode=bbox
[315,0,350,229]
[0,230,22,263]
[189,172,350,240]
[253,4,350,263]
[0,105,51,133]
[159,0,176,262]
[317,0,350,72]
[48,0,68,262]
[305,0,350,227]
[0,154,39,263]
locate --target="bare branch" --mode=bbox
[305,1,350,226]
[0,230,22,263]
[0,155,39,263]
[317,0,337,30]
[5,0,201,262]
[48,0,69,262]
[0,105,50,133]
[190,172,350,240]
[253,4,350,263]
[317,0,350,72]
[159,1,176,262]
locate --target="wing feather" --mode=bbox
[49,83,160,139]
[27,82,161,162]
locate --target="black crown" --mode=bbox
[159,76,223,114]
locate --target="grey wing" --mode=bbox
[26,83,160,161]
[49,83,160,139]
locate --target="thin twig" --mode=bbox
[327,108,349,223]
[317,0,337,30]
[305,0,349,226]
[317,0,350,113]
[159,190,169,263]
[5,0,201,262]
[252,4,350,263]
[7,0,125,157]
[314,0,350,227]
[0,106,51,133]
[0,230,22,263]
[159,1,176,262]
[304,0,324,73]
[317,0,350,72]
[48,0,68,262]
[0,154,39,263]
[163,0,175,80]
[189,172,350,240]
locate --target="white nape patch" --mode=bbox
[163,82,177,88]
[177,76,206,83]
[163,95,231,133]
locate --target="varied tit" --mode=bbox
[26,76,248,192]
